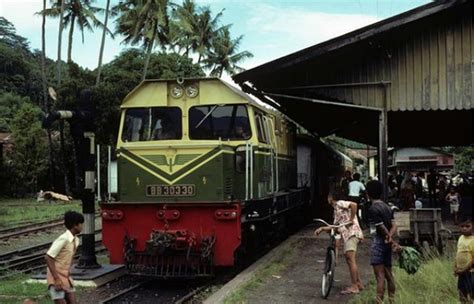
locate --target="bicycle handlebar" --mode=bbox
[313,218,352,228]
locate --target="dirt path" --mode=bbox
[244,226,373,304]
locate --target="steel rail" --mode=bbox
[99,280,152,304]
[0,215,101,241]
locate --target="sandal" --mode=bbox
[340,287,360,295]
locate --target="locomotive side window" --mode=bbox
[255,112,268,143]
[121,107,182,142]
[189,105,251,140]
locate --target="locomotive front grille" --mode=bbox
[127,252,214,278]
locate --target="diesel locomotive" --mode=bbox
[101,78,350,277]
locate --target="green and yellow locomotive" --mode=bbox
[101,78,346,277]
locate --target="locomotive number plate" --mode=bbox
[146,184,195,197]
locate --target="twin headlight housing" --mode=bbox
[170,84,199,98]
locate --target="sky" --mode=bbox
[0,0,430,81]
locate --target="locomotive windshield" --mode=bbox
[189,105,251,140]
[121,107,182,142]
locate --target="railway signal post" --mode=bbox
[43,88,100,269]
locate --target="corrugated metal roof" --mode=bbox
[232,0,473,146]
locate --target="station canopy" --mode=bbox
[233,0,472,147]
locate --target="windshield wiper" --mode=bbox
[194,104,225,129]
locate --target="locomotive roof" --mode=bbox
[121,77,277,115]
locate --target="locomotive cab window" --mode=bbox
[189,105,251,140]
[255,112,268,143]
[121,107,182,142]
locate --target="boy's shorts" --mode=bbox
[344,236,359,253]
[450,203,459,213]
[370,237,392,267]
[48,285,75,300]
[458,272,474,297]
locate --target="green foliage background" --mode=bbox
[0,16,205,196]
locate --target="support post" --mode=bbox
[77,132,100,269]
[107,145,112,201]
[378,109,388,203]
[96,144,100,202]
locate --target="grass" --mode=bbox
[0,274,91,304]
[350,253,459,304]
[0,198,82,228]
[224,239,301,304]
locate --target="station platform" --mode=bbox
[206,225,374,304]
[30,264,126,287]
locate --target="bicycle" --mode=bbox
[314,218,350,299]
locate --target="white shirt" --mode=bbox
[348,180,366,197]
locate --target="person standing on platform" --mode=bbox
[400,174,415,211]
[45,211,84,304]
[446,186,461,225]
[314,191,365,295]
[367,181,398,304]
[454,217,473,303]
[348,173,366,224]
[427,168,438,206]
[341,170,352,199]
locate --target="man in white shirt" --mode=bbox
[348,173,367,226]
[349,173,366,201]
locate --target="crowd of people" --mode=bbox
[314,170,473,303]
[340,169,473,225]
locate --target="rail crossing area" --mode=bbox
[1,1,472,303]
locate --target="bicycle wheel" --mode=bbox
[321,248,336,298]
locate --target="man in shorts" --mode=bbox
[315,190,364,294]
[367,180,398,304]
[45,211,83,304]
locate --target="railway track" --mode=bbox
[99,279,209,304]
[0,231,104,280]
[0,215,101,241]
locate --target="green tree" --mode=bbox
[0,93,32,132]
[7,103,48,195]
[440,147,474,173]
[115,0,171,80]
[203,27,253,77]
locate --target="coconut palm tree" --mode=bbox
[41,0,48,109]
[56,0,65,84]
[203,27,253,77]
[42,0,57,191]
[191,6,226,64]
[171,0,197,56]
[55,0,71,195]
[96,0,113,85]
[115,0,171,81]
[39,0,111,63]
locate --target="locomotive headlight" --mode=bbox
[170,85,184,98]
[185,85,199,98]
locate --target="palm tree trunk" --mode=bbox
[41,0,48,111]
[42,0,56,190]
[197,53,202,64]
[95,0,110,86]
[57,0,70,194]
[67,15,75,63]
[142,22,157,81]
[57,0,65,85]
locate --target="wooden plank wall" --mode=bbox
[306,5,472,112]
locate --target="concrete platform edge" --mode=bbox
[204,236,299,304]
